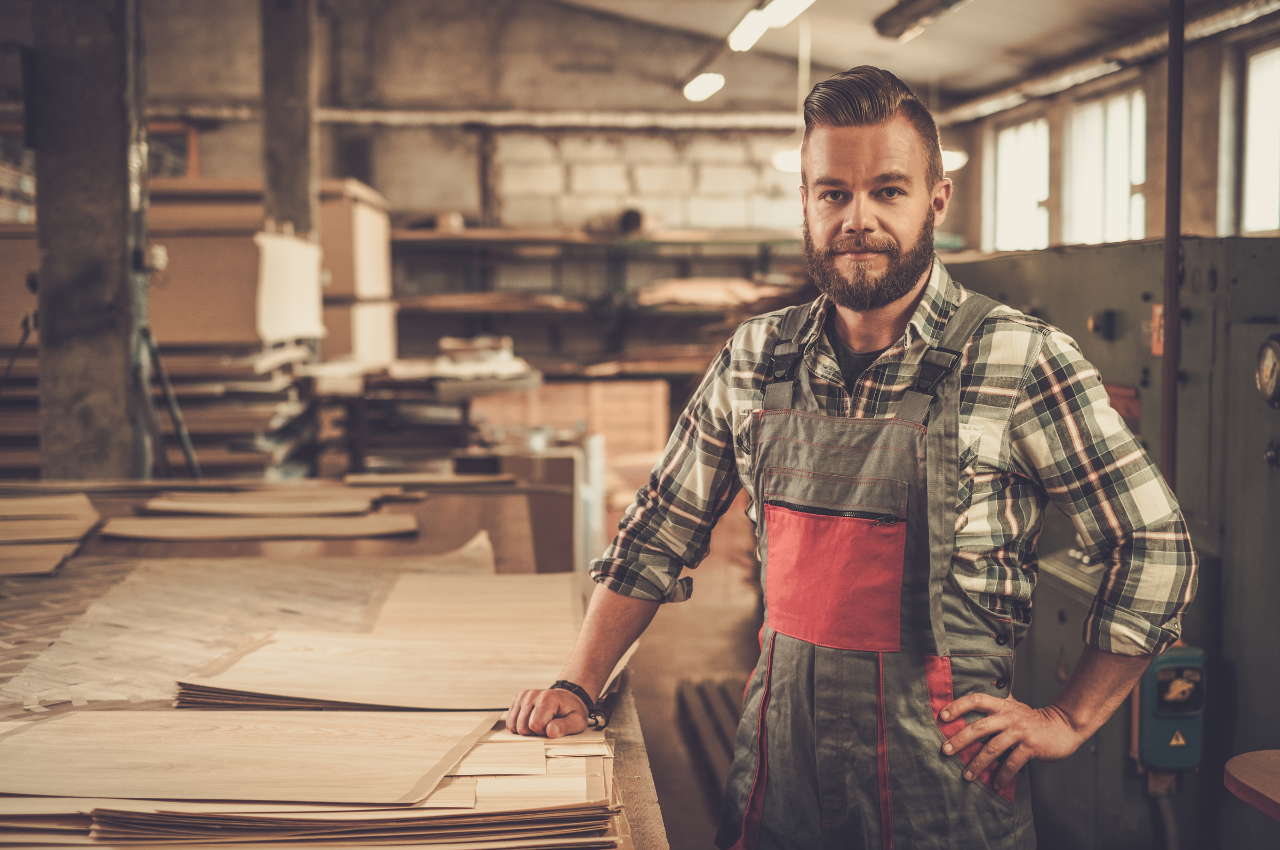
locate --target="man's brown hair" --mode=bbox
[803,66,944,188]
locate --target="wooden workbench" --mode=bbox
[0,483,669,850]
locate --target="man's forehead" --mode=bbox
[802,119,923,182]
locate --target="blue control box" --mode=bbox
[1138,645,1205,770]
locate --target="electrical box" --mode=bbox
[1138,646,1206,770]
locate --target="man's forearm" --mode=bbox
[559,583,660,700]
[1052,644,1153,738]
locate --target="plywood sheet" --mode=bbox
[372,573,579,640]
[0,515,99,543]
[345,473,517,488]
[448,741,546,777]
[0,494,95,519]
[0,542,78,576]
[0,711,497,804]
[99,513,417,541]
[177,631,569,711]
[0,777,478,816]
[141,495,374,517]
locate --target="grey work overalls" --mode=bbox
[717,290,1036,850]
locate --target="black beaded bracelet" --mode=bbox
[549,680,595,714]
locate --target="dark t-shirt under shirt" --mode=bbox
[826,326,889,391]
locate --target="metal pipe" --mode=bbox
[935,0,1280,126]
[1162,0,1184,492]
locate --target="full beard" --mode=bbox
[803,213,936,312]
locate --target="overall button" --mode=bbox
[994,633,1009,646]
[994,677,1008,690]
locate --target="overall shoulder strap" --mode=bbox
[761,302,812,411]
[897,292,998,425]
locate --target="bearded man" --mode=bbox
[508,66,1196,850]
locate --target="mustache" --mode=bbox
[823,235,899,256]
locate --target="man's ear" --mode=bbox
[800,184,809,218]
[931,177,953,228]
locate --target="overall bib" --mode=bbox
[717,292,1036,850]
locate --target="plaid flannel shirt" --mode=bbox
[591,260,1196,656]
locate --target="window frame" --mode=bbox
[1237,35,1280,236]
[983,106,1054,253]
[1062,84,1148,246]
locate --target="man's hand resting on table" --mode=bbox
[507,688,590,739]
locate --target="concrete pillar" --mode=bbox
[261,0,320,238]
[33,0,150,479]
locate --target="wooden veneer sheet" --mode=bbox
[176,631,570,710]
[99,512,418,541]
[0,710,497,805]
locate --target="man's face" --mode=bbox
[800,117,951,312]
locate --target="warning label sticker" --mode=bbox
[1169,730,1188,747]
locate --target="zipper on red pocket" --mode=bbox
[764,499,899,524]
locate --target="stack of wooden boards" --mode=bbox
[0,494,99,576]
[0,346,317,479]
[174,572,625,710]
[0,568,636,848]
[98,486,419,540]
[0,713,628,847]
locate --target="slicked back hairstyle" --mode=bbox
[803,66,945,188]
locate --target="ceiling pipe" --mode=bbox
[935,0,1280,126]
[873,0,973,42]
[1162,0,1185,492]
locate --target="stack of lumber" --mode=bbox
[0,494,99,576]
[98,485,419,541]
[174,573,624,710]
[0,346,318,479]
[0,715,627,847]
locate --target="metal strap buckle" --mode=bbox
[913,347,961,393]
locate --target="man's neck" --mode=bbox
[828,264,933,354]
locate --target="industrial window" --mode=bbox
[993,118,1050,251]
[1065,89,1146,244]
[1242,44,1280,233]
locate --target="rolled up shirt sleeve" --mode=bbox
[1009,328,1197,655]
[590,341,745,603]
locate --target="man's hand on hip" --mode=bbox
[939,693,1087,791]
[507,688,589,739]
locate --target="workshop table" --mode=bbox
[1225,750,1280,823]
[0,482,668,850]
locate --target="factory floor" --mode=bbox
[604,459,763,850]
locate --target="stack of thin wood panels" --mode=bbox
[99,486,418,540]
[0,716,628,847]
[175,574,581,709]
[0,493,99,576]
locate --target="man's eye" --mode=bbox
[882,188,903,198]
[822,191,846,202]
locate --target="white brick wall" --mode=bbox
[688,196,748,229]
[500,162,564,195]
[493,130,803,233]
[570,163,630,195]
[697,164,758,196]
[497,133,559,164]
[684,137,748,164]
[633,164,692,195]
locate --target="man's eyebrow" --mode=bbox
[874,170,913,184]
[811,176,847,188]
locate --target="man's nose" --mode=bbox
[840,196,876,233]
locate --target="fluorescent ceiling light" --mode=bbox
[941,148,969,171]
[683,72,726,102]
[728,9,771,51]
[771,148,802,173]
[873,0,971,43]
[729,0,818,52]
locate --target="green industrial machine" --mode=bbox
[948,237,1280,850]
